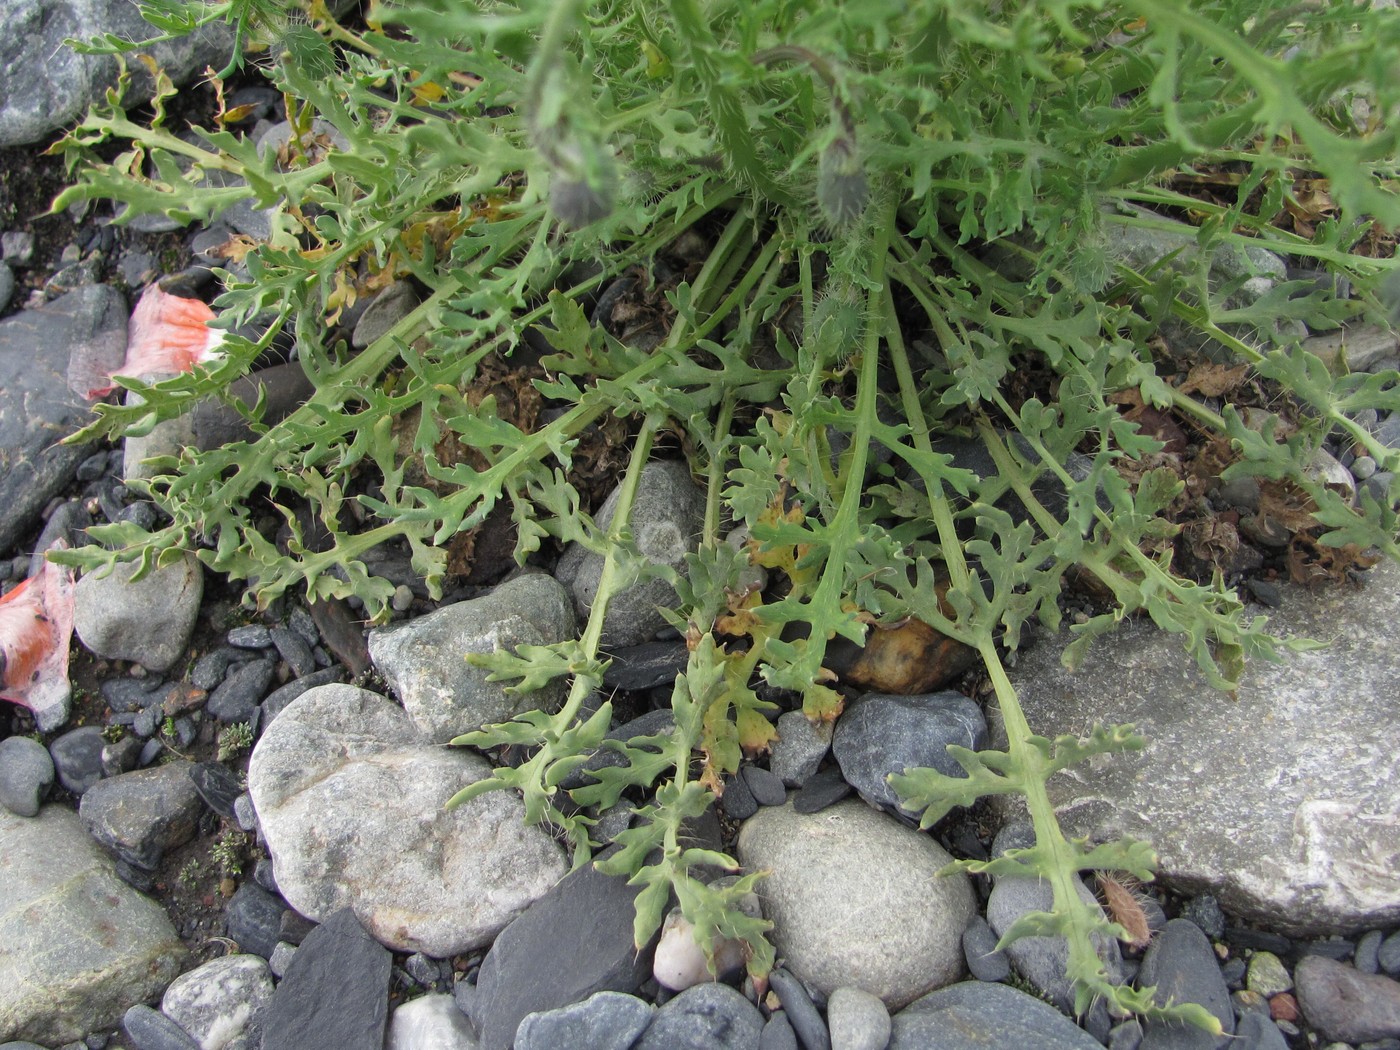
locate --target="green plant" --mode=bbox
[51,0,1400,1031]
[210,830,248,878]
[178,857,204,890]
[217,720,256,761]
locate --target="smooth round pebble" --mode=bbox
[0,735,56,816]
[49,725,107,795]
[1246,951,1292,997]
[1379,931,1400,976]
[962,915,1010,983]
[1357,930,1385,975]
[633,982,764,1050]
[743,765,788,807]
[514,991,655,1050]
[827,986,891,1050]
[122,1004,200,1050]
[385,993,476,1050]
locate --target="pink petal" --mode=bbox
[85,284,225,398]
[0,547,76,729]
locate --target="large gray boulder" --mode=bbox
[368,573,577,743]
[0,805,187,1045]
[0,1,234,147]
[997,557,1400,936]
[246,684,568,957]
[737,799,976,1009]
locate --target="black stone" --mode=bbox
[769,969,829,1050]
[278,907,318,946]
[190,762,243,819]
[721,771,758,820]
[101,677,167,713]
[471,851,658,1050]
[190,647,252,691]
[49,725,107,795]
[226,881,288,960]
[741,765,787,807]
[601,640,690,691]
[791,767,851,814]
[1181,896,1226,939]
[122,1004,201,1050]
[259,908,391,1050]
[206,658,275,722]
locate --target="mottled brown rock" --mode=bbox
[1295,956,1400,1044]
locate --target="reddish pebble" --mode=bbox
[1270,992,1299,1022]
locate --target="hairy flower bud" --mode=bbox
[817,134,869,228]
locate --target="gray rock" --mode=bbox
[78,760,201,871]
[73,554,203,672]
[225,882,288,961]
[1136,920,1233,1048]
[737,799,976,1010]
[791,766,852,813]
[0,806,186,1045]
[515,992,654,1050]
[269,626,316,678]
[826,987,890,1050]
[633,983,764,1050]
[1381,930,1400,976]
[247,684,567,956]
[384,994,477,1050]
[100,734,144,777]
[49,724,106,795]
[1245,952,1291,997]
[190,364,316,451]
[190,761,243,819]
[1294,956,1400,1044]
[1357,930,1385,975]
[352,280,421,349]
[1233,1013,1289,1050]
[0,1,235,146]
[743,765,787,807]
[471,855,658,1050]
[962,915,1010,983]
[770,968,830,1050]
[601,640,689,691]
[770,711,832,787]
[0,285,124,553]
[722,770,759,819]
[121,1004,200,1050]
[761,1012,799,1050]
[160,954,274,1050]
[206,658,275,723]
[1302,324,1400,375]
[259,908,391,1050]
[889,981,1104,1050]
[985,824,1124,1019]
[0,736,55,816]
[997,556,1400,935]
[261,666,345,723]
[0,262,13,312]
[368,574,577,743]
[833,691,987,815]
[555,460,706,646]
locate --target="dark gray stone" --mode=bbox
[561,707,675,791]
[769,969,829,1050]
[261,666,345,723]
[0,736,55,816]
[227,625,272,649]
[770,710,832,787]
[121,1004,200,1050]
[190,647,251,691]
[49,725,107,795]
[190,761,243,819]
[206,658,274,722]
[471,856,658,1050]
[258,908,391,1050]
[514,991,655,1050]
[100,677,166,713]
[191,364,315,451]
[0,262,12,312]
[270,626,316,678]
[1358,930,1385,974]
[792,767,851,814]
[601,640,690,691]
[1381,931,1400,976]
[1294,955,1400,1044]
[27,501,92,579]
[962,915,1010,982]
[0,285,124,552]
[889,981,1104,1050]
[833,691,987,814]
[1137,920,1234,1046]
[742,765,787,807]
[99,734,143,777]
[226,882,288,960]
[1232,1013,1288,1050]
[1181,896,1226,940]
[722,770,759,820]
[78,761,201,871]
[634,983,764,1050]
[760,1012,799,1050]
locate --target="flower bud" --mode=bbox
[817,134,869,228]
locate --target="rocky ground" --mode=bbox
[4,5,1400,1050]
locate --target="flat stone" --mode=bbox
[121,1004,200,1050]
[190,761,244,819]
[48,724,106,795]
[832,691,987,815]
[889,981,1105,1050]
[258,908,391,1050]
[78,760,201,871]
[368,574,577,743]
[997,557,1400,935]
[384,993,477,1050]
[1294,956,1400,1044]
[0,736,55,816]
[514,992,654,1050]
[247,684,567,956]
[160,954,274,1050]
[206,658,275,723]
[0,285,124,553]
[555,460,706,647]
[471,856,658,1050]
[601,640,690,691]
[737,799,976,1009]
[225,882,288,960]
[0,805,186,1045]
[73,554,203,672]
[633,983,764,1050]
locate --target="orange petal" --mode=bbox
[87,284,225,397]
[0,549,76,730]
